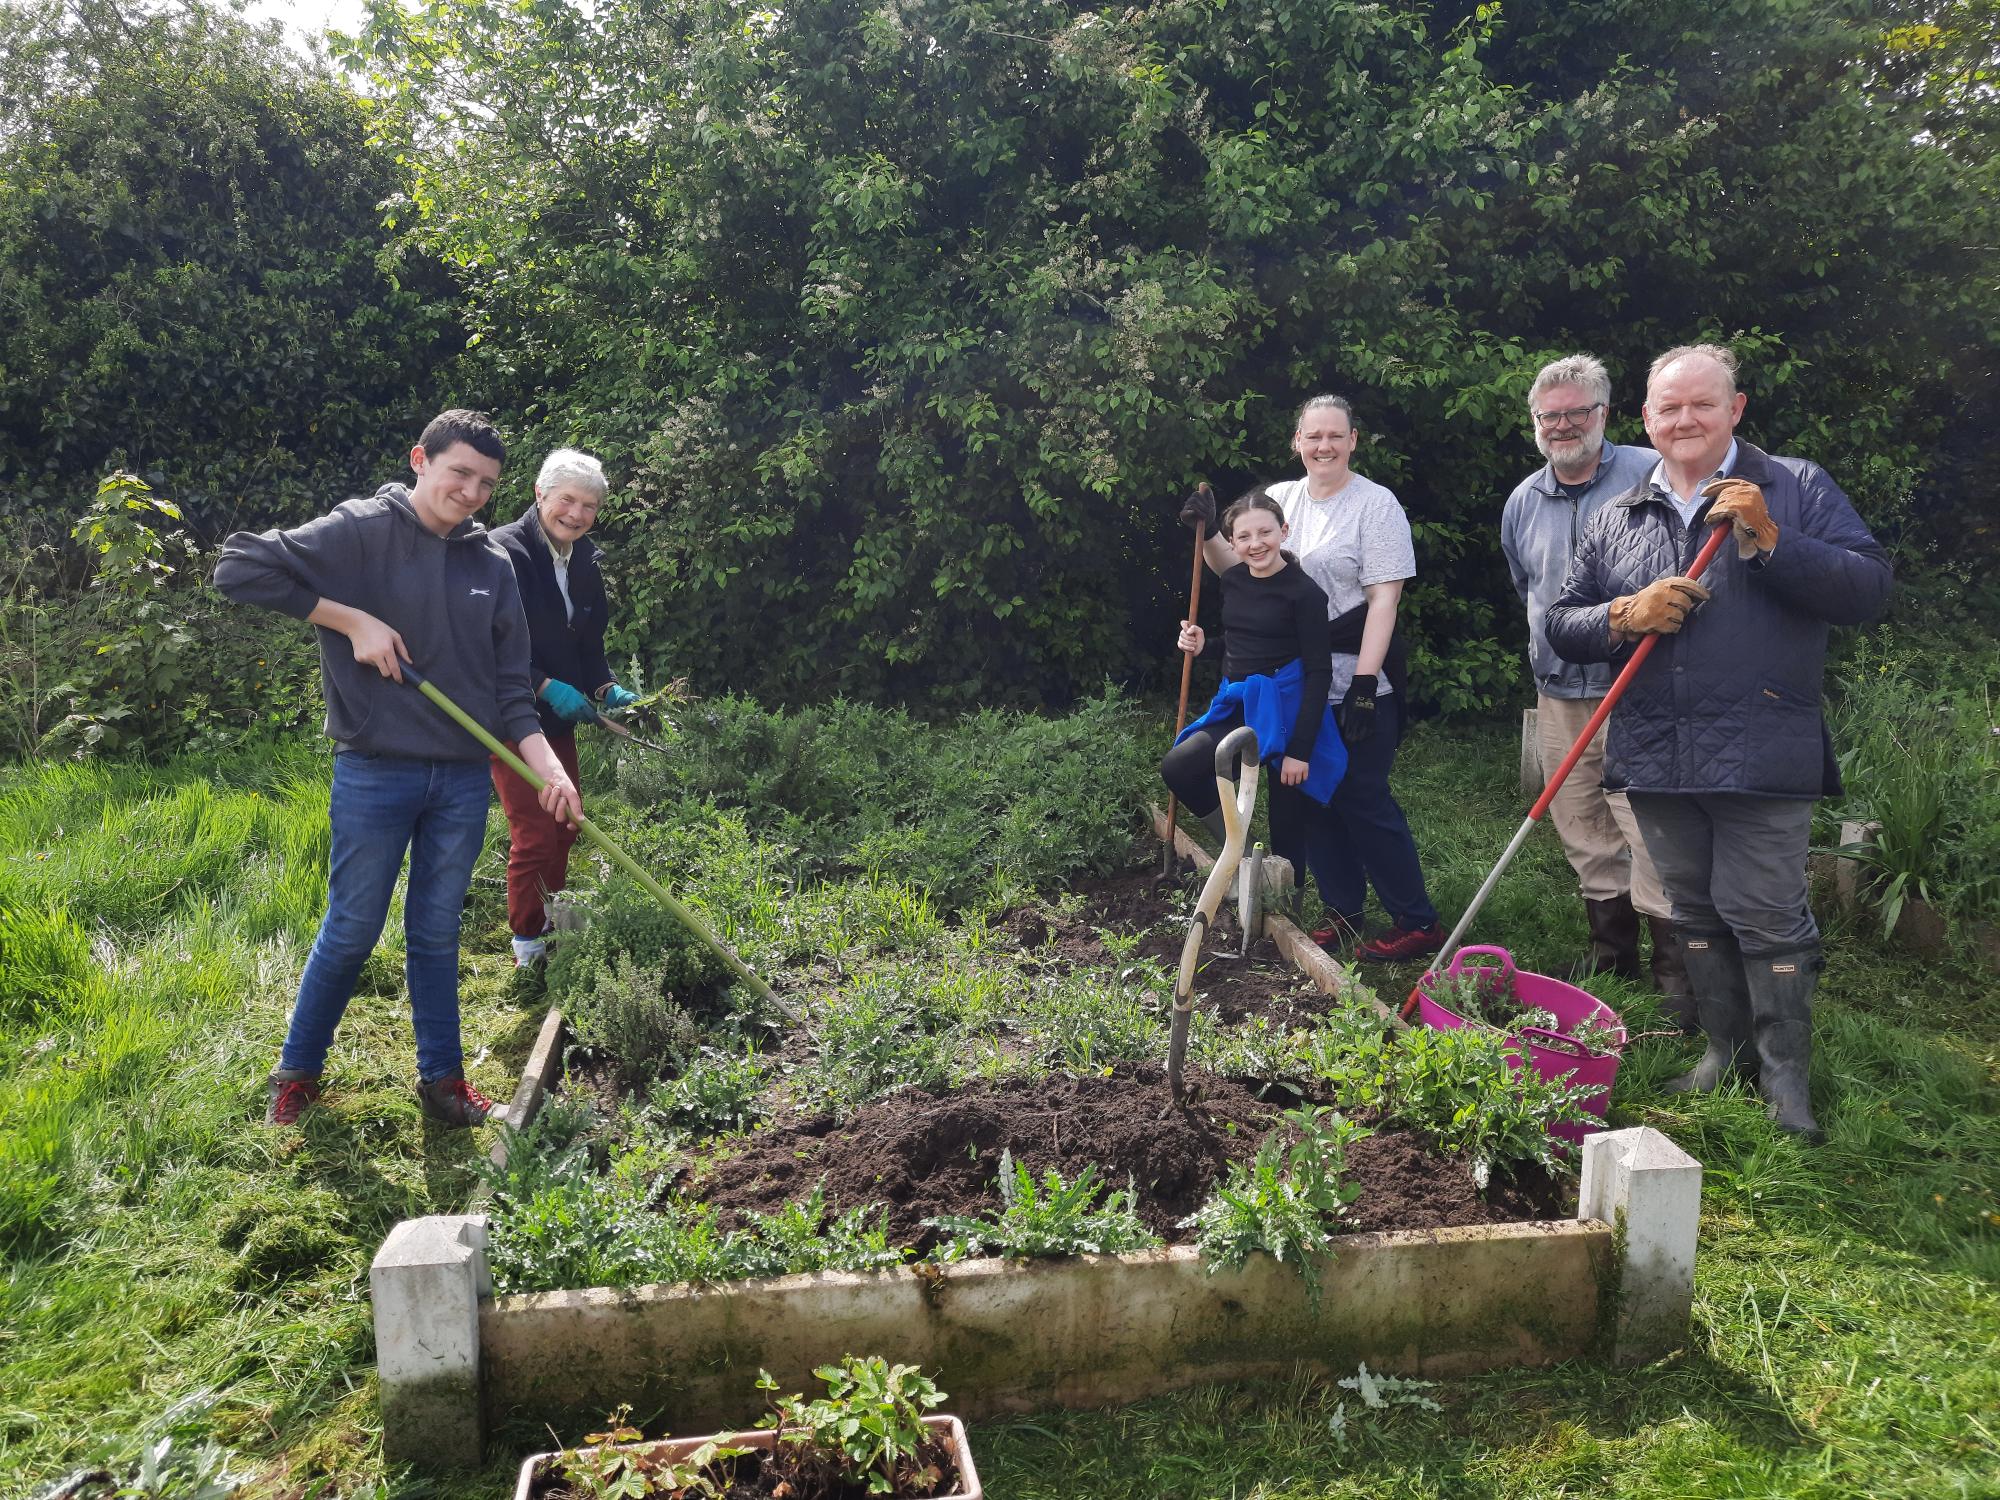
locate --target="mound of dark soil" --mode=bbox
[691,1065,1569,1255]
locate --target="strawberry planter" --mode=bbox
[515,1416,981,1500]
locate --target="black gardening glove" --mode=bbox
[1177,481,1217,535]
[1338,674,1378,747]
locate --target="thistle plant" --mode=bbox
[1182,1106,1372,1302]
[925,1151,1160,1260]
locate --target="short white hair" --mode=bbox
[535,447,608,502]
[1528,354,1611,413]
[1648,343,1739,397]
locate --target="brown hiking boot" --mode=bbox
[265,1070,322,1126]
[417,1071,496,1128]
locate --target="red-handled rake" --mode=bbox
[1400,519,1732,1019]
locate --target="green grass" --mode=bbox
[1,712,1996,1498]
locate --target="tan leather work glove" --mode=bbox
[1702,477,1778,559]
[1608,575,1711,635]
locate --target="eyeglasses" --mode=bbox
[1533,402,1604,429]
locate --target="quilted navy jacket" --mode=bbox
[1544,442,1891,798]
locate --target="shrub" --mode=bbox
[1825,633,2000,927]
[565,954,700,1096]
[611,690,1154,908]
[547,868,732,1018]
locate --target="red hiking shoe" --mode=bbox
[417,1071,496,1128]
[265,1072,322,1126]
[1356,922,1447,964]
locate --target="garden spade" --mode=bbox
[398,665,798,1022]
[1159,483,1214,879]
[1167,723,1261,1105]
[1399,519,1732,1018]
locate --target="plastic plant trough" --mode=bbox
[1415,944,1626,1147]
[514,1415,982,1500]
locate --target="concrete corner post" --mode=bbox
[1580,1127,1701,1366]
[372,1213,490,1469]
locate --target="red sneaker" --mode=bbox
[1356,922,1446,964]
[265,1072,322,1126]
[417,1071,497,1128]
[1310,912,1366,951]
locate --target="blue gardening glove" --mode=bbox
[539,678,599,725]
[1338,674,1378,747]
[597,683,639,711]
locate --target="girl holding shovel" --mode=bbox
[1183,395,1443,962]
[1160,488,1348,876]
[489,449,641,969]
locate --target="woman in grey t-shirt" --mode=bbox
[1189,394,1443,962]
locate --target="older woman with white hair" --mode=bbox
[488,448,635,967]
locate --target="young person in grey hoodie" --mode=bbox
[216,410,582,1128]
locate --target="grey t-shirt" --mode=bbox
[1266,473,1417,701]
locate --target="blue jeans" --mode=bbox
[1273,694,1438,929]
[280,752,491,1081]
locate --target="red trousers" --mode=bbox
[492,731,582,939]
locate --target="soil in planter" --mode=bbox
[536,1431,961,1500]
[692,1064,1569,1255]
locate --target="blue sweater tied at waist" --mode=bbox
[1175,659,1347,805]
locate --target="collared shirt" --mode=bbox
[544,534,576,621]
[1647,438,1739,526]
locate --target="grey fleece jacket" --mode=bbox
[215,484,543,760]
[1500,442,1658,699]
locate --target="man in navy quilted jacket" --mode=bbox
[1545,344,1891,1142]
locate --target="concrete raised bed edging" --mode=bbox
[370,820,1705,1469]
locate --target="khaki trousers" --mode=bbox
[1536,693,1668,918]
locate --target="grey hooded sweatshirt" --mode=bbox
[216,484,543,760]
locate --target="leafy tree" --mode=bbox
[0,0,464,538]
[346,0,1994,711]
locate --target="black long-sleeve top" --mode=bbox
[489,506,613,739]
[1214,561,1333,762]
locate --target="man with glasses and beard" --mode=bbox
[1501,356,1693,1020]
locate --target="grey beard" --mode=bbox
[1537,429,1605,480]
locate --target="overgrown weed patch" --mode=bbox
[0,709,1994,1498]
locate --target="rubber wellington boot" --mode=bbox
[1745,946,1826,1144]
[1199,807,1230,846]
[1646,915,1699,1034]
[1573,893,1642,980]
[1664,929,1756,1094]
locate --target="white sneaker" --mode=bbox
[511,935,547,968]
